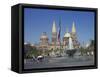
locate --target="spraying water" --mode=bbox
[68,37,74,50]
[65,36,76,57]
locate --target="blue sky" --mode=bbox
[24,8,94,45]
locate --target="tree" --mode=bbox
[89,40,94,51]
[25,47,43,58]
[79,47,87,56]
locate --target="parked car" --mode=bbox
[37,55,44,62]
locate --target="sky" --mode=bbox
[24,8,94,45]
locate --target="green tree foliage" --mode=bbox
[25,46,43,59]
[79,47,87,55]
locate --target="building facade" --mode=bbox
[39,21,80,51]
[24,21,80,57]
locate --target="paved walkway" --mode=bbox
[24,55,94,69]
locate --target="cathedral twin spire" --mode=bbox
[51,20,77,49]
[52,21,76,34]
[52,21,57,33]
[72,21,76,33]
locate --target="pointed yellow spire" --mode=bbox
[72,21,76,33]
[52,20,57,33]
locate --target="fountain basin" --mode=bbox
[66,49,77,57]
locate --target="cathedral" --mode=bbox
[39,20,80,51]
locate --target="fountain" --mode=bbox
[66,37,77,57]
[68,37,74,49]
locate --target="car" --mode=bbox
[37,55,44,62]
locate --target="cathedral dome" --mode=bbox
[64,32,71,38]
[40,32,48,39]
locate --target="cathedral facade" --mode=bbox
[39,20,80,51]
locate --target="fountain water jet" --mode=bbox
[68,37,74,49]
[66,37,76,57]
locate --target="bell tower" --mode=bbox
[71,21,79,48]
[71,21,77,40]
[51,21,57,49]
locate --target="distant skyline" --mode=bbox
[24,8,94,45]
